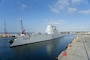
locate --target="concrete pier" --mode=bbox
[0,34,19,38]
[58,34,90,60]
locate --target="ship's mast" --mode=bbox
[4,20,8,37]
[4,20,8,34]
[20,18,25,34]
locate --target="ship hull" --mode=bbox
[10,34,64,47]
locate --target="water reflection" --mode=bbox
[12,38,62,55]
[0,34,76,60]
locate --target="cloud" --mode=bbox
[71,0,82,4]
[17,1,27,10]
[79,9,90,14]
[44,19,65,25]
[50,0,89,14]
[49,21,60,25]
[67,7,77,13]
[50,7,60,14]
[21,4,27,8]
[50,0,69,13]
[71,0,88,4]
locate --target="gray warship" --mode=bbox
[10,24,64,47]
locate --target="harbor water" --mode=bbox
[0,34,76,60]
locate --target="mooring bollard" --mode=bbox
[68,43,72,49]
[62,51,67,57]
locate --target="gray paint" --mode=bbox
[10,33,64,47]
[10,25,64,47]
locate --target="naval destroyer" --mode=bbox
[10,24,64,47]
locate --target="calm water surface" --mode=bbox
[0,34,76,60]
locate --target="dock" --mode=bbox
[0,34,19,38]
[58,34,90,60]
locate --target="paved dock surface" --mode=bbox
[58,34,90,60]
